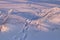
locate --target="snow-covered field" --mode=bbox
[0,0,60,40]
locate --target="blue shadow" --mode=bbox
[12,12,41,20]
[29,0,60,5]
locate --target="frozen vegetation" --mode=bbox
[0,0,60,40]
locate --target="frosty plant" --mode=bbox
[30,7,60,32]
[0,1,60,32]
[0,9,13,32]
[0,25,9,32]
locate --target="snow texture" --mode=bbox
[0,0,60,40]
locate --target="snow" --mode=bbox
[0,0,60,40]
